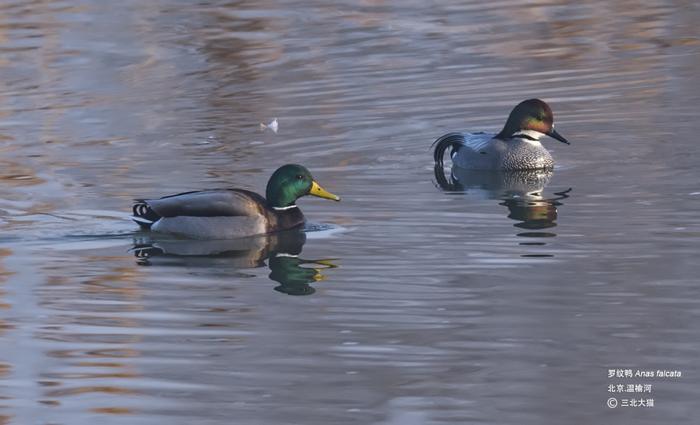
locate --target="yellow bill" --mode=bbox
[310,180,340,201]
[313,269,325,282]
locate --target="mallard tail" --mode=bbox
[132,200,160,229]
[432,132,465,167]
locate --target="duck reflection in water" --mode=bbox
[132,229,337,295]
[434,165,571,250]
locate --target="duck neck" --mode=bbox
[497,128,543,142]
[266,185,299,209]
[269,203,305,231]
[510,129,544,142]
[271,204,298,211]
[496,120,519,141]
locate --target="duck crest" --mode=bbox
[496,99,553,141]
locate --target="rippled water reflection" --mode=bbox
[0,0,699,424]
[132,229,338,296]
[434,167,572,256]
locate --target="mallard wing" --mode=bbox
[131,189,272,239]
[141,189,267,218]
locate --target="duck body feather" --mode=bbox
[133,189,305,240]
[434,132,554,170]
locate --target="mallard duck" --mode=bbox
[132,164,340,239]
[433,99,570,170]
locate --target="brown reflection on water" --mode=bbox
[37,255,145,413]
[0,249,13,311]
[0,160,44,188]
[89,406,134,415]
[0,248,14,422]
[473,0,682,61]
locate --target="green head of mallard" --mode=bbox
[265,164,340,209]
[496,99,570,145]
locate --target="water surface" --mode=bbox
[0,0,699,424]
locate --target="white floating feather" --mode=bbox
[260,117,278,133]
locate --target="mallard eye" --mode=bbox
[296,175,304,180]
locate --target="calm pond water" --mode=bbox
[0,0,699,424]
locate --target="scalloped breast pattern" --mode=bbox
[498,141,554,170]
